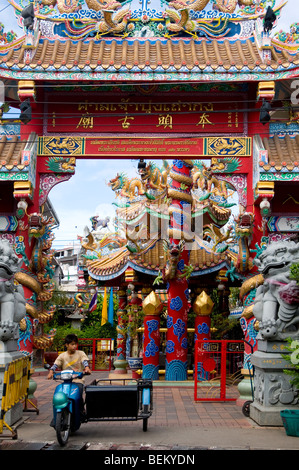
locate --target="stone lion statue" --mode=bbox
[253,240,299,341]
[0,240,26,342]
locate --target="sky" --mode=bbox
[0,0,298,249]
[49,159,143,249]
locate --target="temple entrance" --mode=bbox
[14,85,254,380]
[44,154,245,382]
[1,0,298,431]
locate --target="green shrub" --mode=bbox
[44,291,119,350]
[283,338,299,390]
[290,263,299,285]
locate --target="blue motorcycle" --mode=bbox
[51,369,85,446]
[48,366,153,447]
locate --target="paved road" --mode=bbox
[1,372,299,452]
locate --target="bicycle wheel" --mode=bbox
[242,401,251,418]
[56,409,71,446]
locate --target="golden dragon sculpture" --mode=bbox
[39,0,122,14]
[40,0,255,18]
[165,0,255,33]
[97,8,131,34]
[168,0,254,11]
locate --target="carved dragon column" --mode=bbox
[13,128,76,368]
[15,211,57,368]
[113,288,128,374]
[165,160,193,381]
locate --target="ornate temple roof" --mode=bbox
[261,134,299,172]
[1,35,298,76]
[1,0,298,81]
[86,237,229,280]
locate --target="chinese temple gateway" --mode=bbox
[1,0,299,388]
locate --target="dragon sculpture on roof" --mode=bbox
[9,0,283,39]
[36,0,261,14]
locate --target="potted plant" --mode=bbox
[281,338,299,437]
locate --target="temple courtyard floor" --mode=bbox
[0,371,298,451]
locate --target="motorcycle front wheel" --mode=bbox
[56,409,71,446]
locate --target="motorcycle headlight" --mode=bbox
[61,370,73,380]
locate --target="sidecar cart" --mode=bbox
[85,378,153,431]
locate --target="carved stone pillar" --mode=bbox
[113,288,128,374]
[250,341,299,426]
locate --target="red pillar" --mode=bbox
[142,291,162,380]
[165,159,193,381]
[193,291,214,381]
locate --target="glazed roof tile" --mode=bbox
[86,238,227,280]
[261,134,299,172]
[0,135,27,170]
[1,35,299,74]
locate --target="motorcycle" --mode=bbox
[50,369,86,446]
[46,365,153,447]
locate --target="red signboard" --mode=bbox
[45,94,245,134]
[84,136,204,157]
[38,135,252,160]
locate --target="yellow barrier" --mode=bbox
[0,356,30,438]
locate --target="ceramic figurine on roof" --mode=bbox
[139,161,170,196]
[8,0,284,39]
[79,217,126,262]
[275,22,299,44]
[0,22,18,44]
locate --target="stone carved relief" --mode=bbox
[268,374,298,406]
[254,370,264,405]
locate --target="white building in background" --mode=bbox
[54,244,81,291]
